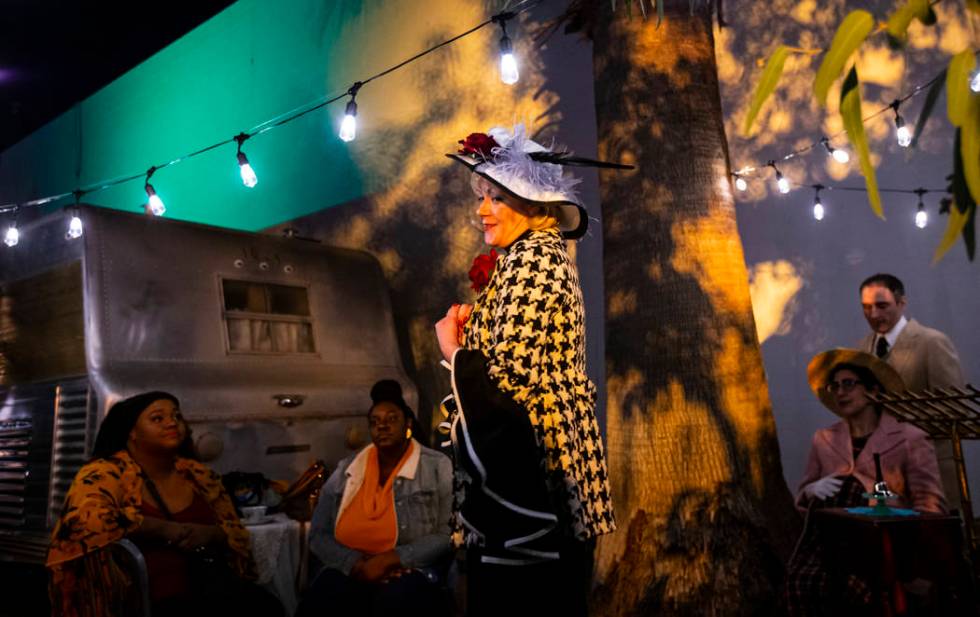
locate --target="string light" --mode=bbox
[493,12,519,85]
[144,167,166,216]
[234,133,258,188]
[768,161,791,194]
[734,66,947,185]
[0,0,954,253]
[0,1,542,227]
[914,188,928,229]
[812,184,825,221]
[66,191,84,239]
[4,210,19,247]
[821,137,850,164]
[67,210,83,239]
[339,82,361,143]
[891,100,912,148]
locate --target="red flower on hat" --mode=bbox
[468,249,498,293]
[458,133,500,161]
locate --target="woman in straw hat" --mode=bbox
[434,125,628,617]
[784,349,946,615]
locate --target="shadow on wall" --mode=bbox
[264,0,562,431]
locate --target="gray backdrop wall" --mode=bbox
[272,0,979,501]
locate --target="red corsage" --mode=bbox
[458,133,500,161]
[468,249,498,293]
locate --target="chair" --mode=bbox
[107,538,152,617]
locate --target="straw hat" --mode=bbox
[446,124,632,240]
[807,348,906,412]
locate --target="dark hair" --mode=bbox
[91,391,188,460]
[828,363,882,391]
[859,273,905,300]
[369,380,426,446]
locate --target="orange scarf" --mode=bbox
[335,442,414,554]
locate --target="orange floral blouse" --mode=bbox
[47,450,255,617]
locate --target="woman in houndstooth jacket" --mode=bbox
[435,125,627,617]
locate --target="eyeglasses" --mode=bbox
[825,378,861,394]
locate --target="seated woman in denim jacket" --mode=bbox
[297,380,453,617]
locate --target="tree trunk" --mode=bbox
[591,2,800,614]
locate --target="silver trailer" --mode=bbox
[0,205,412,564]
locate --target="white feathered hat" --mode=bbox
[446,124,632,240]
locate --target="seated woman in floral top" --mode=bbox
[47,391,282,617]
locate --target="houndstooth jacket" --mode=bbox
[450,229,615,549]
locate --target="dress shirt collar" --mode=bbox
[878,315,908,348]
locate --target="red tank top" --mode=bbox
[135,492,218,601]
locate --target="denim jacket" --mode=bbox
[309,440,454,578]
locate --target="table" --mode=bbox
[244,513,308,615]
[814,508,973,616]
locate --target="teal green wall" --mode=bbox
[0,1,371,231]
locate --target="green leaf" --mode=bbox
[962,98,980,207]
[886,0,931,48]
[910,70,946,149]
[946,50,977,127]
[951,130,978,259]
[933,201,971,264]
[965,207,977,261]
[814,10,875,108]
[742,46,793,136]
[839,67,882,218]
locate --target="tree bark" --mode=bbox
[591,2,800,614]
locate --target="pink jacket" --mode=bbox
[796,412,947,514]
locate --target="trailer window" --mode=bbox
[221,280,315,354]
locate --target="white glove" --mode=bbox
[803,475,844,500]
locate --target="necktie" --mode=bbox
[875,336,889,359]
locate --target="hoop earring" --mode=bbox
[405,427,413,440]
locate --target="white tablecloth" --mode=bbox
[245,513,306,615]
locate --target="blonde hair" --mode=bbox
[470,174,560,231]
[525,205,560,231]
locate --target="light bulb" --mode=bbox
[776,174,791,194]
[971,69,980,93]
[4,224,19,247]
[734,176,748,191]
[339,99,357,142]
[896,125,912,147]
[823,138,850,164]
[238,152,258,188]
[145,184,166,216]
[894,114,912,147]
[67,214,83,239]
[500,53,519,85]
[499,35,519,85]
[915,208,928,228]
[813,201,825,221]
[148,195,166,216]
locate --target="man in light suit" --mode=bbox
[858,273,964,392]
[858,273,965,514]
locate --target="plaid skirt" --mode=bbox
[784,476,873,616]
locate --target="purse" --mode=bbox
[221,470,270,514]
